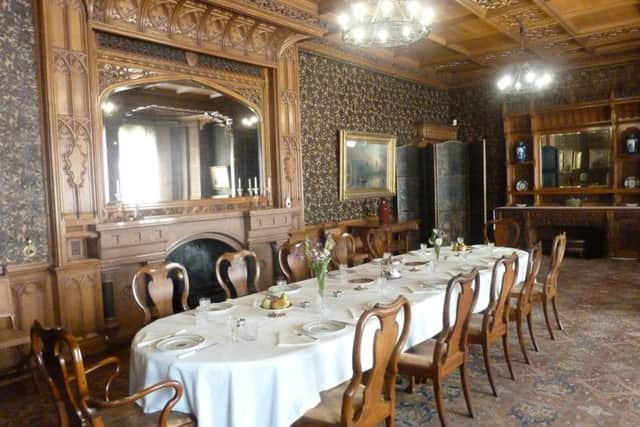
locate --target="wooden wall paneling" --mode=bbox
[38,0,106,351]
[272,44,304,227]
[54,261,103,341]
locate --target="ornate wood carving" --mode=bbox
[273,45,304,224]
[87,0,324,67]
[96,50,265,109]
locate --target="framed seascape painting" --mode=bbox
[339,130,396,200]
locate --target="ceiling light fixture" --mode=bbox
[496,21,554,94]
[337,1,434,48]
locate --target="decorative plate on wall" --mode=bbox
[624,176,639,189]
[515,179,529,192]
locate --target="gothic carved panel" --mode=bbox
[90,0,292,66]
[96,51,266,111]
[58,117,91,189]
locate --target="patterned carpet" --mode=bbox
[1,257,638,427]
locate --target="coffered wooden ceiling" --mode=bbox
[300,0,640,87]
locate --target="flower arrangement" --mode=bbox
[303,232,335,297]
[428,228,448,261]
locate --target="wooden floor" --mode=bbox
[0,257,638,427]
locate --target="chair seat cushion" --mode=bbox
[510,281,544,298]
[0,327,30,350]
[297,382,365,426]
[99,406,195,427]
[398,339,440,374]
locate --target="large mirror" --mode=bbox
[539,128,611,188]
[101,80,262,204]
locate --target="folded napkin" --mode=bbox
[406,284,442,294]
[136,328,187,348]
[276,330,315,347]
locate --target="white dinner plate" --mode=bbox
[348,277,375,286]
[471,244,486,249]
[268,284,302,295]
[302,320,346,338]
[364,299,396,310]
[156,334,205,353]
[371,258,384,264]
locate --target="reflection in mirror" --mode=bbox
[102,80,262,204]
[540,128,611,188]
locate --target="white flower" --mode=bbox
[435,238,443,246]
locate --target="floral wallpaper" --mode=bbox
[299,51,450,224]
[0,0,48,264]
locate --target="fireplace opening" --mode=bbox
[167,238,236,306]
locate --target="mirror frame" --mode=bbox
[536,125,614,189]
[96,74,270,218]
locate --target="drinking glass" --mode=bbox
[488,242,495,258]
[377,275,387,303]
[420,243,428,257]
[226,316,241,343]
[198,297,211,310]
[462,250,470,268]
[457,236,464,245]
[238,319,258,342]
[339,264,348,285]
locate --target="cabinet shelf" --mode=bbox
[618,154,640,161]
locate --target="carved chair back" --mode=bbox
[278,242,310,283]
[332,232,356,268]
[215,250,260,299]
[31,320,184,427]
[342,296,411,426]
[517,243,543,316]
[132,262,190,324]
[543,232,567,297]
[482,253,519,335]
[366,228,391,258]
[434,269,480,374]
[31,320,96,426]
[483,218,521,248]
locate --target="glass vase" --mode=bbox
[316,268,327,319]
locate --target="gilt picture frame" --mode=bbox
[339,130,396,200]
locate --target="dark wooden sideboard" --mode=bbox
[496,206,640,259]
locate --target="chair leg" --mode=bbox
[502,333,516,381]
[515,316,530,364]
[459,362,474,418]
[552,296,564,331]
[526,313,540,352]
[542,300,556,340]
[481,342,498,397]
[385,411,394,427]
[404,375,415,393]
[432,375,448,427]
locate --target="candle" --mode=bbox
[254,177,258,189]
[267,177,271,194]
[237,177,241,189]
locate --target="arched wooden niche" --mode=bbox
[99,78,269,212]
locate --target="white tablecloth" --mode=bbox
[130,246,527,427]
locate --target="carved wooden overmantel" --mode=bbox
[415,121,458,146]
[33,0,324,349]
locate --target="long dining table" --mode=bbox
[130,245,528,427]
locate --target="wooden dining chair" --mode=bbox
[482,218,521,248]
[532,232,567,340]
[215,250,260,299]
[398,269,480,427]
[509,242,543,364]
[468,253,519,397]
[278,242,311,283]
[132,262,190,325]
[31,320,193,427]
[293,296,411,427]
[366,228,391,258]
[0,276,31,386]
[331,232,356,268]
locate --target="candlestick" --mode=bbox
[254,177,258,189]
[267,176,271,194]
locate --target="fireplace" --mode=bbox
[167,238,235,306]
